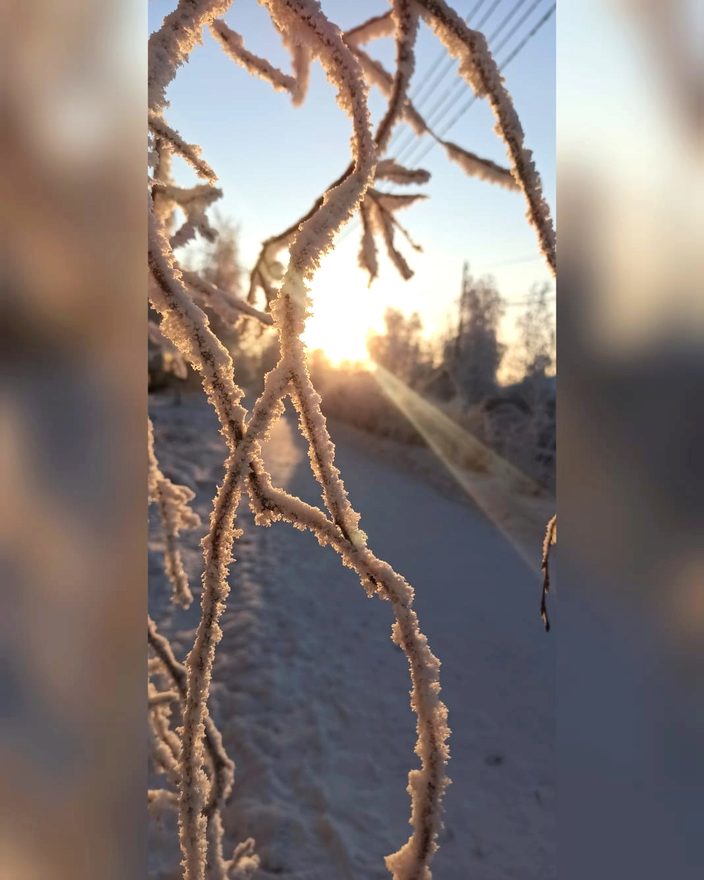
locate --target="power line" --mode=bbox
[401,4,555,169]
[476,0,511,31]
[490,1,556,74]
[421,0,532,132]
[474,253,547,269]
[337,3,554,251]
[493,0,548,55]
[396,0,551,168]
[401,0,488,113]
[436,2,555,140]
[392,0,522,157]
[433,0,555,140]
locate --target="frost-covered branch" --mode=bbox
[358,198,379,283]
[245,0,377,304]
[246,2,518,297]
[228,838,260,879]
[149,201,283,879]
[347,44,516,189]
[412,0,556,273]
[441,140,518,190]
[149,688,180,708]
[375,1,420,154]
[343,10,395,47]
[149,418,201,608]
[373,197,414,280]
[149,0,234,114]
[211,20,296,95]
[147,618,253,880]
[149,685,181,789]
[183,270,274,326]
[148,618,235,810]
[150,147,270,329]
[149,788,180,818]
[540,514,556,631]
[151,183,222,249]
[375,159,431,185]
[239,8,449,874]
[277,17,312,106]
[358,189,426,283]
[244,421,451,879]
[351,45,428,136]
[210,15,311,109]
[144,245,247,872]
[260,0,376,281]
[149,112,218,183]
[149,319,189,380]
[148,211,247,445]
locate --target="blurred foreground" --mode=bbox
[558,1,703,875]
[0,2,145,877]
[0,0,701,877]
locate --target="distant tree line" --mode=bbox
[366,262,555,487]
[150,222,555,488]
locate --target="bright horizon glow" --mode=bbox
[302,245,382,367]
[300,234,546,370]
[302,292,373,366]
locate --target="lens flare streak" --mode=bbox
[373,365,555,573]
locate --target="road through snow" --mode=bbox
[149,392,554,879]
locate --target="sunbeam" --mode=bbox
[372,365,555,572]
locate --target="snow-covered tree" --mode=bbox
[199,216,243,298]
[515,281,555,380]
[447,262,506,406]
[367,307,433,387]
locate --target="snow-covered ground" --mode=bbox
[149,390,555,879]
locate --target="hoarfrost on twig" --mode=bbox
[540,514,557,631]
[149,419,201,609]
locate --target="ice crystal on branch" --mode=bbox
[148,419,201,608]
[540,514,557,631]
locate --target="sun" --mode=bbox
[303,292,373,366]
[301,249,382,367]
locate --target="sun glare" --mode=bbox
[303,296,373,366]
[302,250,381,367]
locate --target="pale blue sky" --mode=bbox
[150,0,555,356]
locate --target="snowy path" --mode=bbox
[149,393,554,880]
